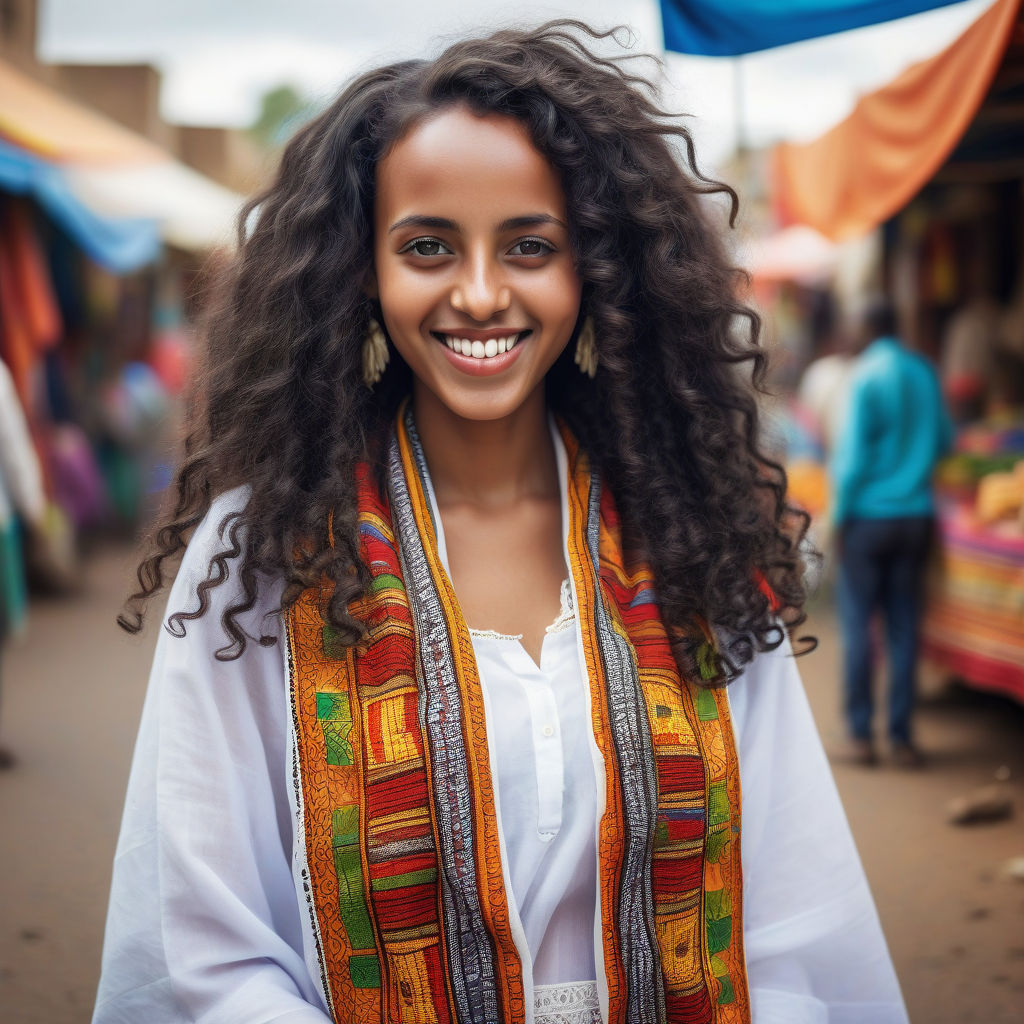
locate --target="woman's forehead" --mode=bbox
[375,107,569,229]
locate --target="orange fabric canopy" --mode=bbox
[0,60,165,166]
[773,0,1021,241]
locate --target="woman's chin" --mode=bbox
[416,372,543,424]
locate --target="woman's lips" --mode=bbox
[432,330,530,377]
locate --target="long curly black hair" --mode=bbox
[120,20,811,681]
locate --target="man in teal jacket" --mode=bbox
[830,298,953,766]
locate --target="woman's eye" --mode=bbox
[509,238,553,257]
[403,238,451,257]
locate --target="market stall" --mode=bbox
[0,56,242,598]
[922,504,1024,703]
[923,421,1024,702]
[768,0,1024,703]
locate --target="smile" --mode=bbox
[433,331,529,360]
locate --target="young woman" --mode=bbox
[94,22,908,1024]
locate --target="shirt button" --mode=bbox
[541,725,555,737]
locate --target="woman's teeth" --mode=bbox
[442,334,521,359]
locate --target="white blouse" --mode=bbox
[92,439,910,1024]
[467,612,602,1024]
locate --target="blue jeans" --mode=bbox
[837,516,933,743]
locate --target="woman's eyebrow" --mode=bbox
[388,213,568,234]
[497,214,568,232]
[388,215,457,234]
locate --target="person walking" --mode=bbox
[831,297,953,767]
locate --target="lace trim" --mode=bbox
[467,578,575,642]
[545,577,575,635]
[534,980,601,1024]
[467,627,524,641]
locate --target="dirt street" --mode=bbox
[1,543,1022,1023]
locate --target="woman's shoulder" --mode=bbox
[184,484,253,562]
[170,484,250,595]
[166,484,283,633]
[725,634,805,728]
[724,632,831,781]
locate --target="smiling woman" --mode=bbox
[96,19,908,1024]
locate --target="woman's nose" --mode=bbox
[450,252,511,322]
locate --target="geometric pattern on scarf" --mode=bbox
[284,405,749,1022]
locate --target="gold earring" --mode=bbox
[574,316,598,378]
[362,319,389,387]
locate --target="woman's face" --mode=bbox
[372,105,582,422]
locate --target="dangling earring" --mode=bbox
[574,316,598,378]
[362,318,389,388]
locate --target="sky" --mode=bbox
[39,0,996,171]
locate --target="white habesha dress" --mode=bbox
[92,429,910,1024]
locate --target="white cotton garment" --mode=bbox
[93,435,910,1024]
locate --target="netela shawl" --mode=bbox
[284,406,749,1023]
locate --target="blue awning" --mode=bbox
[659,0,970,56]
[0,139,160,272]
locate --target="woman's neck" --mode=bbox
[410,382,558,510]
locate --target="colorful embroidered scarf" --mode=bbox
[285,405,750,1023]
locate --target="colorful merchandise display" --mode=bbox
[924,421,1024,703]
[922,505,1024,703]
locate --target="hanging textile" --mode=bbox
[0,199,63,414]
[5,201,62,353]
[772,0,1020,240]
[659,0,968,56]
